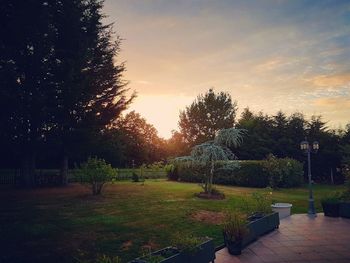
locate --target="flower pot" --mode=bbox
[223,234,243,255]
[180,239,216,263]
[271,203,292,219]
[339,202,350,218]
[130,239,216,263]
[322,201,340,217]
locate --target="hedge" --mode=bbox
[170,158,304,188]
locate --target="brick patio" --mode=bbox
[215,214,350,263]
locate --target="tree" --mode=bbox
[0,0,134,186]
[166,130,189,158]
[114,111,165,166]
[179,89,237,148]
[48,0,134,185]
[176,128,244,195]
[236,109,274,160]
[0,0,56,186]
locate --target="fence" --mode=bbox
[0,168,167,185]
[116,168,167,180]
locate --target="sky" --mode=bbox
[103,0,350,138]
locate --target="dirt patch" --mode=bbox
[141,240,159,251]
[195,192,225,200]
[121,240,133,251]
[191,210,225,225]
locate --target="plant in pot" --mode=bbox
[172,234,215,262]
[339,170,350,218]
[321,192,342,217]
[249,191,273,219]
[223,212,249,255]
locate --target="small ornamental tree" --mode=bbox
[75,157,116,195]
[176,128,244,195]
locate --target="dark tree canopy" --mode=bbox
[113,111,165,166]
[178,89,237,148]
[0,0,134,186]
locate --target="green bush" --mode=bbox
[165,164,177,181]
[75,157,117,195]
[176,161,206,183]
[131,172,139,182]
[263,155,304,188]
[172,158,303,188]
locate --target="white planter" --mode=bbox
[271,203,292,219]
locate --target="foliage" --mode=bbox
[75,157,116,195]
[0,0,134,186]
[164,164,177,181]
[171,233,203,254]
[173,159,304,188]
[131,172,139,182]
[112,111,166,167]
[321,191,343,204]
[223,212,248,242]
[76,254,122,263]
[219,161,268,188]
[178,89,238,147]
[251,190,273,215]
[175,128,244,194]
[263,155,304,188]
[140,248,165,263]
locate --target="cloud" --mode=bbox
[311,73,350,87]
[104,0,350,134]
[313,97,350,108]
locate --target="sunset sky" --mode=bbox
[104,0,350,138]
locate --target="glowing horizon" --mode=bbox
[105,0,350,139]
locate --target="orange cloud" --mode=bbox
[313,97,350,108]
[311,73,350,87]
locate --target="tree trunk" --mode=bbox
[60,154,69,186]
[208,160,215,194]
[20,151,36,188]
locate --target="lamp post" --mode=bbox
[300,138,319,216]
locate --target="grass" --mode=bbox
[0,180,344,262]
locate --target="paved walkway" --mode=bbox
[216,214,350,263]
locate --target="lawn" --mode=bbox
[0,180,344,262]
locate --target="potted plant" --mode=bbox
[339,173,350,218]
[245,191,279,238]
[321,192,342,217]
[223,212,249,255]
[173,235,215,263]
[130,235,216,263]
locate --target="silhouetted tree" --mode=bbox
[0,0,56,186]
[113,111,165,166]
[179,89,237,148]
[0,0,134,186]
[47,0,134,185]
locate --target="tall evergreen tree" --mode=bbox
[0,0,56,186]
[47,0,134,185]
[0,0,134,186]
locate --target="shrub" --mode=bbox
[131,172,139,182]
[172,158,303,188]
[165,164,177,181]
[251,190,273,215]
[75,157,117,195]
[176,161,206,183]
[263,155,304,188]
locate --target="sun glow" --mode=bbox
[127,94,193,139]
